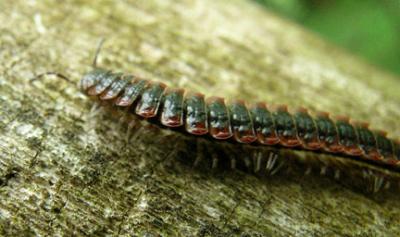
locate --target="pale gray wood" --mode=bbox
[1,0,399,236]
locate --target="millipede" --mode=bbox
[33,40,400,193]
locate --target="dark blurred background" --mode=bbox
[254,0,400,76]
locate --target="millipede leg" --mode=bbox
[130,125,145,142]
[305,166,312,175]
[193,140,204,168]
[270,154,283,176]
[334,170,341,180]
[220,144,237,170]
[193,155,202,168]
[243,155,252,171]
[265,152,277,172]
[211,153,219,169]
[373,176,384,193]
[363,169,373,193]
[384,181,391,190]
[320,166,328,176]
[254,152,262,173]
[118,114,128,125]
[89,102,102,117]
[125,120,137,143]
[230,157,237,170]
[362,169,369,179]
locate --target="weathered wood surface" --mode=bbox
[1,0,400,236]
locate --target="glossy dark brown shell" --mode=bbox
[81,68,400,169]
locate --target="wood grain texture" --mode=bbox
[0,0,399,236]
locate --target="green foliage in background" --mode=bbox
[255,0,400,76]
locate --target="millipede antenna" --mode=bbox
[93,38,106,68]
[29,71,73,84]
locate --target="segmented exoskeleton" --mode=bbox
[80,67,400,170]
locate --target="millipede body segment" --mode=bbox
[80,68,400,173]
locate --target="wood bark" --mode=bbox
[1,0,400,236]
